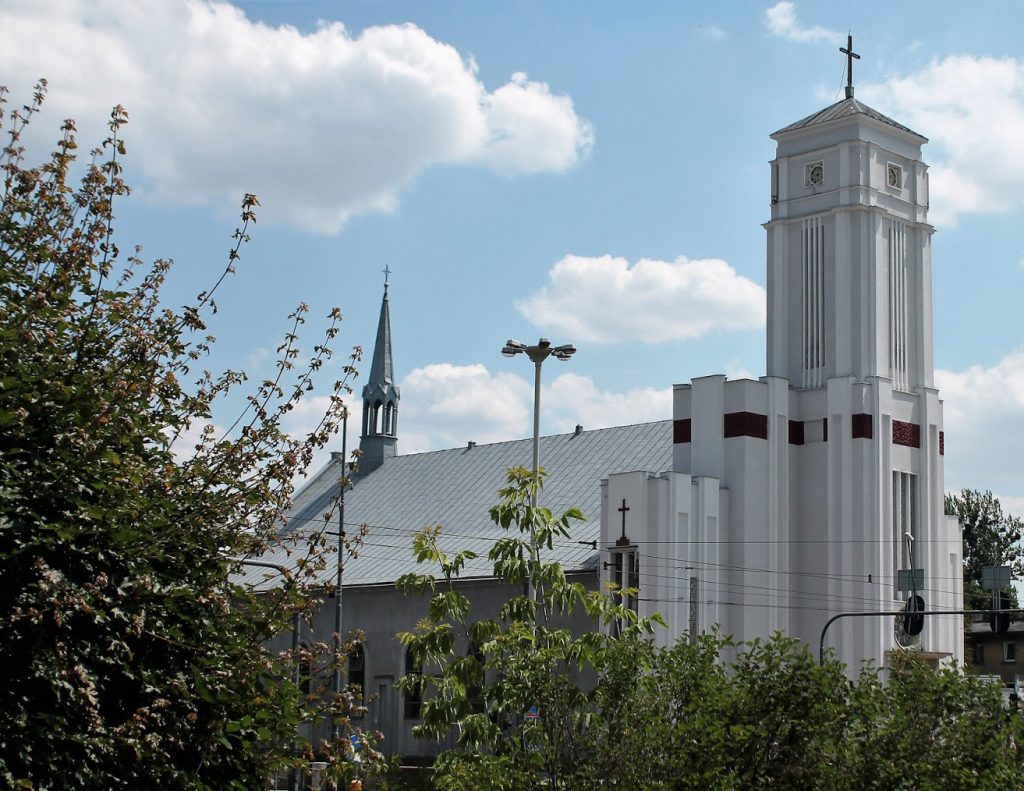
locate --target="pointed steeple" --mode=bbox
[368,273,395,392]
[359,272,399,475]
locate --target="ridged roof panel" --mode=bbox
[240,421,672,590]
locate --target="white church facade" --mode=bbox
[599,85,962,671]
[260,65,964,758]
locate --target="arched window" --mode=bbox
[348,643,365,717]
[403,646,422,720]
[298,642,313,697]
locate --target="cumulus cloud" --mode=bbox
[544,373,671,433]
[165,418,222,463]
[859,56,1024,227]
[936,349,1024,503]
[395,363,671,452]
[0,0,591,233]
[1000,495,1024,521]
[725,361,756,380]
[764,2,842,44]
[279,394,363,485]
[516,254,765,344]
[398,363,533,452]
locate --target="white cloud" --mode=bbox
[516,254,765,344]
[859,56,1024,227]
[936,349,1024,503]
[394,363,671,452]
[398,363,532,452]
[764,3,841,44]
[1000,495,1024,522]
[280,394,363,485]
[725,361,756,380]
[544,373,671,433]
[165,418,222,463]
[0,0,591,234]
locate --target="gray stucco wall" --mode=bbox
[268,571,599,758]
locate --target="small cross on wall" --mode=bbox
[616,498,631,546]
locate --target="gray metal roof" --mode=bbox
[773,97,926,141]
[239,421,672,590]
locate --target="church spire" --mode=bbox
[368,265,395,391]
[359,271,400,475]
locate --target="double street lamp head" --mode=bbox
[501,337,576,363]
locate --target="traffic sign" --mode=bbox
[982,565,1011,591]
[897,569,924,592]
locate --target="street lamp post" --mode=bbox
[500,338,576,604]
[333,408,349,744]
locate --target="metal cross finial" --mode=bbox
[382,264,392,293]
[840,33,860,99]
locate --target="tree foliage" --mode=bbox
[946,489,1023,610]
[0,82,373,789]
[397,471,1024,789]
[396,467,664,788]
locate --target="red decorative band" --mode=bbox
[851,413,873,439]
[939,431,944,456]
[724,411,768,440]
[673,418,692,444]
[892,420,920,448]
[788,420,804,445]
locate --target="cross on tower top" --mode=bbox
[382,264,392,292]
[840,33,860,100]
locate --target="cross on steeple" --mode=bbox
[840,33,860,100]
[382,264,392,292]
[616,498,631,546]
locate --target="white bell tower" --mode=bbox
[611,38,963,673]
[765,71,934,392]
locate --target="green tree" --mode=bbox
[838,653,1024,789]
[396,471,1024,789]
[0,83,374,789]
[395,467,664,789]
[946,489,1023,610]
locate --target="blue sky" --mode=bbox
[3,0,1023,516]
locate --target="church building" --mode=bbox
[254,56,963,757]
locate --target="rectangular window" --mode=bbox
[348,644,365,718]
[801,216,826,388]
[611,550,639,635]
[403,647,422,719]
[892,471,918,599]
[971,642,984,664]
[1004,642,1016,663]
